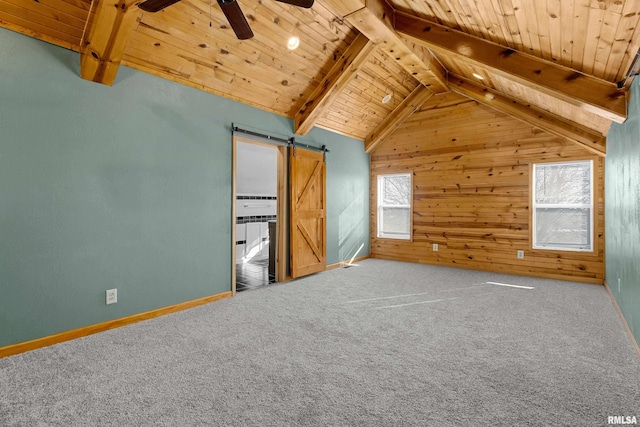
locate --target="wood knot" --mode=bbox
[566,72,582,82]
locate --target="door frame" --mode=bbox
[232,136,288,295]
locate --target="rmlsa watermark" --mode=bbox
[608,415,638,425]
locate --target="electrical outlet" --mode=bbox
[433,243,439,252]
[106,288,117,305]
[517,250,525,259]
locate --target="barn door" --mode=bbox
[289,147,326,279]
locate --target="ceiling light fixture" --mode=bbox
[381,76,397,104]
[287,36,300,51]
[472,72,484,80]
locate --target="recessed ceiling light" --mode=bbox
[472,72,484,80]
[287,36,300,51]
[382,94,392,104]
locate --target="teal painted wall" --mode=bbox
[605,79,640,347]
[0,29,369,348]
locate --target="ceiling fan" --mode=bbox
[138,0,314,40]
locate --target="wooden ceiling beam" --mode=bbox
[345,0,448,93]
[80,0,140,85]
[294,33,376,136]
[365,85,434,153]
[319,0,365,19]
[322,0,448,93]
[395,12,627,124]
[449,76,606,157]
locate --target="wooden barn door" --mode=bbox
[289,147,326,279]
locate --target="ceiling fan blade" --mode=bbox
[274,0,313,7]
[217,0,254,40]
[138,0,180,12]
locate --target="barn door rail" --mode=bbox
[232,125,330,158]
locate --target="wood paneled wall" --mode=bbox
[370,94,604,284]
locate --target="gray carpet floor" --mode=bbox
[1,259,639,426]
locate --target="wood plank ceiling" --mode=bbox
[2,0,640,155]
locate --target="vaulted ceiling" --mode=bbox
[3,0,640,156]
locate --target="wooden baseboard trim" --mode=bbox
[326,255,370,271]
[604,281,640,360]
[370,255,604,285]
[0,291,233,359]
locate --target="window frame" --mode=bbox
[376,172,412,241]
[531,160,594,252]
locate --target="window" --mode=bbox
[532,160,593,251]
[377,173,412,240]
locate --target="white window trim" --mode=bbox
[377,173,412,240]
[532,160,594,252]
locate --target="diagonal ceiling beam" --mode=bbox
[365,85,434,153]
[320,0,365,18]
[323,0,448,93]
[449,76,606,157]
[395,12,627,124]
[80,0,140,85]
[294,33,376,136]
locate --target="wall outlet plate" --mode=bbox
[433,243,439,251]
[517,250,525,259]
[106,288,117,305]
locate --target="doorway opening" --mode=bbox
[233,137,287,293]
